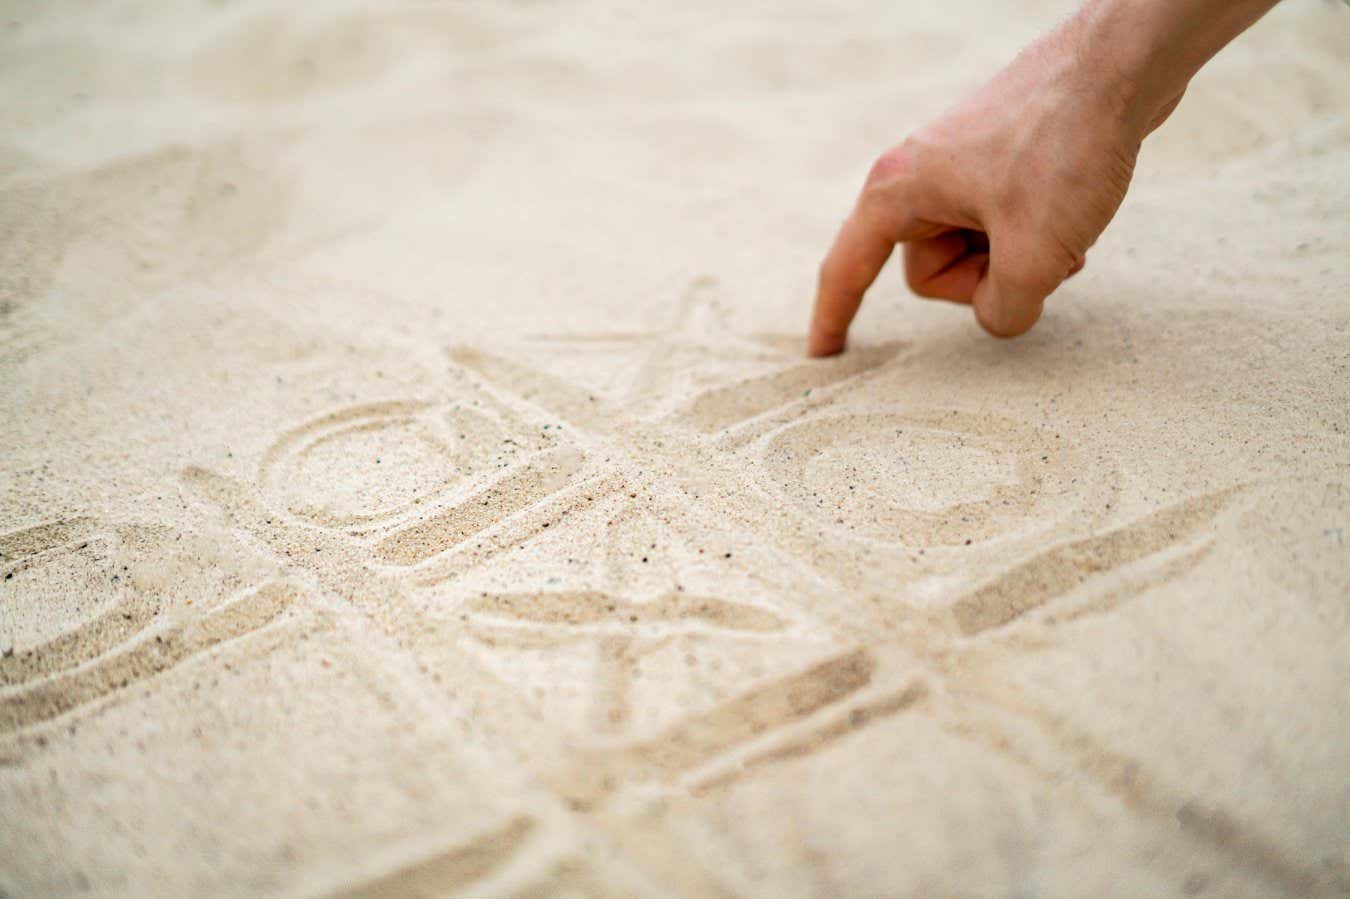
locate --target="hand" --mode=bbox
[808,10,1186,353]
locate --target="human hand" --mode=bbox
[807,5,1197,353]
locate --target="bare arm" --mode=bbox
[808,0,1283,355]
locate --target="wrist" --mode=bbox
[1071,0,1195,138]
[1071,0,1281,139]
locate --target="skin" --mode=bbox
[808,0,1285,355]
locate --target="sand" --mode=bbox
[1,0,1348,895]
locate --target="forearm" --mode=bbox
[1074,0,1283,133]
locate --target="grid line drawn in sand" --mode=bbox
[171,287,1313,892]
[0,518,300,742]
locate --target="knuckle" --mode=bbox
[998,242,1069,298]
[1002,263,1057,297]
[863,141,918,195]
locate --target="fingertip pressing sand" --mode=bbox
[2,1,1348,896]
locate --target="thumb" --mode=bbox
[971,236,1075,338]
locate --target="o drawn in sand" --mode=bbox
[760,409,1094,548]
[252,393,588,567]
[259,400,512,530]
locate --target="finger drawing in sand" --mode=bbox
[809,0,1295,351]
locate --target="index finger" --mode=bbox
[808,156,934,357]
[809,211,897,356]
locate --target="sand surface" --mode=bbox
[2,1,1348,895]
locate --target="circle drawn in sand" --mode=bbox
[259,401,514,530]
[761,411,1084,547]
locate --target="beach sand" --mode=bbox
[2,1,1348,895]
